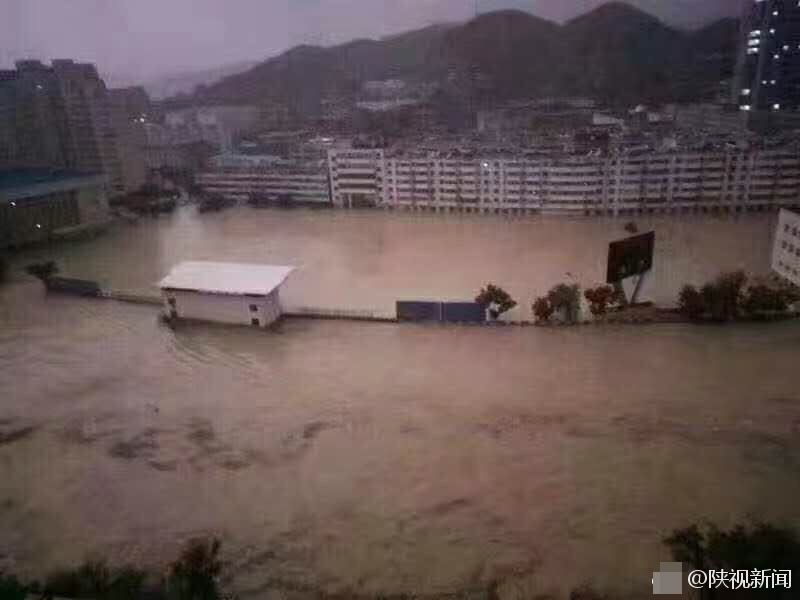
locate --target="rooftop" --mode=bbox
[158,261,295,296]
[0,169,106,201]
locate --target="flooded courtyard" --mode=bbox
[1,207,798,598]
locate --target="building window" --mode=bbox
[251,318,260,326]
[249,304,258,312]
[167,297,176,307]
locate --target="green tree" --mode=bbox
[547,283,581,323]
[665,521,800,599]
[0,574,28,600]
[742,284,792,315]
[532,296,555,323]
[701,270,747,322]
[678,284,705,320]
[584,285,617,316]
[44,561,146,600]
[475,284,517,319]
[25,260,59,282]
[165,537,222,600]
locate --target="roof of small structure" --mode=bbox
[158,261,294,296]
[0,168,105,202]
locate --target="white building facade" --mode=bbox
[159,262,293,328]
[197,155,331,205]
[328,147,800,215]
[327,148,385,208]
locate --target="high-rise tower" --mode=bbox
[734,0,800,113]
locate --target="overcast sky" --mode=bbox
[1,0,740,85]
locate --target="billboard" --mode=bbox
[442,302,486,324]
[396,301,442,322]
[606,231,655,284]
[772,209,800,287]
[396,301,486,323]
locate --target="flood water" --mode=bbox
[1,207,798,598]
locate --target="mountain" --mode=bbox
[438,11,563,99]
[168,2,739,113]
[559,2,684,103]
[477,0,738,30]
[143,61,260,100]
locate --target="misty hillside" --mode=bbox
[167,2,739,113]
[143,60,260,100]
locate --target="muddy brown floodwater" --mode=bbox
[1,207,798,598]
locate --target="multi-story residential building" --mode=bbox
[197,154,331,205]
[109,87,150,194]
[0,60,148,197]
[328,147,800,215]
[163,105,259,151]
[50,60,122,191]
[328,148,385,208]
[0,61,73,169]
[734,0,800,113]
[673,103,747,135]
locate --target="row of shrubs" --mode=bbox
[477,272,800,325]
[476,283,624,324]
[0,537,222,600]
[678,271,799,322]
[3,521,798,599]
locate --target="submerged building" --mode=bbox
[0,168,108,248]
[327,146,800,215]
[197,154,331,205]
[158,261,294,328]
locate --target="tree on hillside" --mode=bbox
[475,284,517,319]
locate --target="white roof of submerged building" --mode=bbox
[159,261,294,296]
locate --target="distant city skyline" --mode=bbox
[2,0,738,87]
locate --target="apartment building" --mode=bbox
[328,147,800,215]
[734,0,800,113]
[50,60,122,192]
[109,87,149,194]
[0,61,73,169]
[197,154,331,205]
[0,60,148,197]
[328,148,385,207]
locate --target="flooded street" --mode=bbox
[1,208,799,598]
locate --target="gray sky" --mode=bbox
[1,0,739,85]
